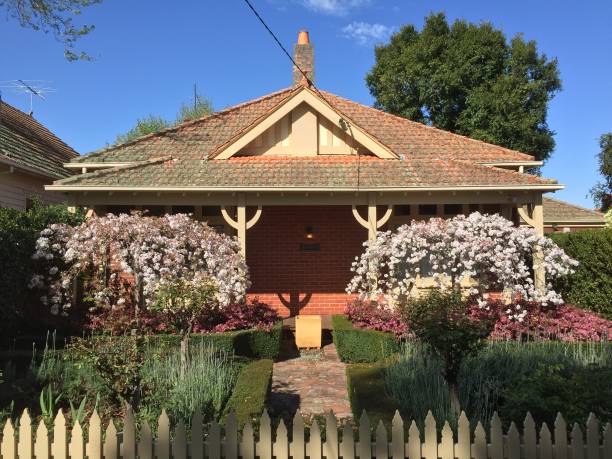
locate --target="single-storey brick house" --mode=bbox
[48,32,565,317]
[539,197,606,233]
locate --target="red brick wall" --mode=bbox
[246,206,366,316]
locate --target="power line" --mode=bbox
[239,0,363,189]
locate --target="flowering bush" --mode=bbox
[345,300,408,339]
[31,213,250,318]
[206,299,279,333]
[347,212,578,320]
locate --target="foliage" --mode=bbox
[0,201,84,339]
[385,340,612,428]
[549,229,612,319]
[207,299,280,333]
[223,359,273,426]
[590,133,612,212]
[606,209,612,227]
[345,300,407,339]
[366,12,561,162]
[177,93,213,123]
[490,301,612,341]
[65,335,153,410]
[348,212,577,312]
[32,212,249,321]
[151,277,219,335]
[2,0,101,61]
[345,361,399,429]
[331,315,399,363]
[115,91,213,145]
[114,115,171,144]
[142,343,239,424]
[401,291,499,389]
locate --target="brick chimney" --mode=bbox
[292,31,314,87]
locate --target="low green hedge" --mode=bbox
[332,315,399,363]
[106,322,283,360]
[223,359,273,425]
[550,229,612,319]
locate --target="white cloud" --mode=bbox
[300,0,371,16]
[341,21,395,45]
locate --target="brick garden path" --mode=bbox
[269,342,353,423]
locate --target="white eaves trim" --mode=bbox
[46,184,565,193]
[64,162,134,169]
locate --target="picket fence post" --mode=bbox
[1,408,611,459]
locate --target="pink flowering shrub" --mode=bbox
[489,301,612,342]
[347,212,578,322]
[31,212,249,318]
[345,300,408,339]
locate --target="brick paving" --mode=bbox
[269,340,353,423]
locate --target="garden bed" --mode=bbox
[331,315,399,363]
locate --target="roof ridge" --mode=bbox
[319,90,536,161]
[57,156,172,184]
[75,87,295,162]
[544,196,604,215]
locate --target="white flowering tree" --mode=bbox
[31,212,250,321]
[347,212,577,318]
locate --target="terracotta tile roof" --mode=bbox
[0,101,78,179]
[56,156,558,189]
[72,88,296,163]
[543,197,606,224]
[72,86,535,165]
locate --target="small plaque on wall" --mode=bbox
[299,243,320,252]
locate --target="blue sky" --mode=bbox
[2,0,610,208]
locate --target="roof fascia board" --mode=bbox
[46,184,565,192]
[64,162,133,169]
[214,88,396,160]
[480,161,543,168]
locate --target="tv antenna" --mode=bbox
[0,80,56,114]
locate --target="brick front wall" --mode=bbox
[246,206,366,317]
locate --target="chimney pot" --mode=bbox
[297,30,310,45]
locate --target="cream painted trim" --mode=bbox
[377,206,393,228]
[46,184,565,192]
[351,206,368,228]
[480,161,543,168]
[543,222,606,226]
[213,87,396,160]
[221,205,262,230]
[64,162,133,169]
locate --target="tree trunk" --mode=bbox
[448,381,461,416]
[180,330,191,378]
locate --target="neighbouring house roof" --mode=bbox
[0,101,78,179]
[543,197,606,225]
[54,85,558,191]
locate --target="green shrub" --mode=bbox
[0,201,85,340]
[141,322,283,360]
[223,359,273,426]
[332,315,399,363]
[550,229,612,319]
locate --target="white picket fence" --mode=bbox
[1,408,611,459]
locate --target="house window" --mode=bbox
[144,206,165,217]
[418,204,437,216]
[173,206,195,215]
[469,204,480,213]
[394,205,411,216]
[203,206,222,217]
[444,204,463,216]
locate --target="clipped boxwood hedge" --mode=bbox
[114,321,283,360]
[332,315,399,363]
[223,359,273,425]
[550,229,612,319]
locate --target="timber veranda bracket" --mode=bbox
[220,205,262,230]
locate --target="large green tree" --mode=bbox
[590,133,612,212]
[2,0,101,61]
[366,13,561,162]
